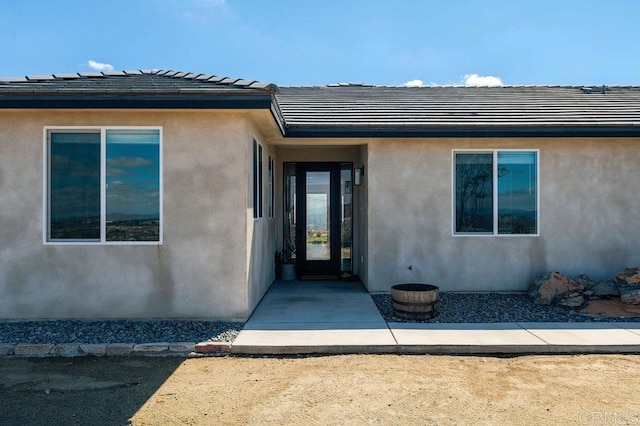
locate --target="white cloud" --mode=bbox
[462,74,503,87]
[403,79,424,87]
[87,60,114,72]
[183,0,228,20]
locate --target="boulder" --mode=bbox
[556,293,587,309]
[528,272,585,305]
[574,274,596,289]
[591,278,620,297]
[616,266,640,304]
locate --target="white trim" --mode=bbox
[100,130,107,242]
[43,126,163,245]
[253,138,264,220]
[42,127,48,245]
[452,149,540,237]
[268,154,275,219]
[492,150,499,234]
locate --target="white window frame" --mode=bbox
[452,149,540,237]
[268,154,275,219]
[43,126,163,245]
[252,139,264,220]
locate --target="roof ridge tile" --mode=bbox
[52,73,80,79]
[26,75,55,81]
[78,72,104,77]
[101,71,126,76]
[0,77,28,83]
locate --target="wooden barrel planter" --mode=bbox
[391,283,439,320]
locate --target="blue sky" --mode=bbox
[2,0,639,86]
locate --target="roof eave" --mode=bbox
[282,125,640,138]
[0,94,274,109]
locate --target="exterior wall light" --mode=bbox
[354,166,365,186]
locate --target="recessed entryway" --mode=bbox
[283,162,353,279]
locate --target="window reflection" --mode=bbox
[340,164,352,273]
[306,171,330,260]
[48,129,161,242]
[106,130,160,241]
[455,153,493,233]
[454,150,538,235]
[498,152,537,234]
[50,132,101,240]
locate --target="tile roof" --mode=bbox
[0,69,277,110]
[0,69,277,93]
[274,85,640,137]
[2,69,640,137]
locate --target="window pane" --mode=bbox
[268,156,274,218]
[455,153,493,233]
[498,152,537,234]
[252,140,263,219]
[306,171,330,260]
[258,144,263,218]
[340,164,352,273]
[106,129,160,241]
[50,132,101,240]
[283,163,297,262]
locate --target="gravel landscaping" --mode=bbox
[4,292,640,346]
[0,320,243,345]
[372,292,640,323]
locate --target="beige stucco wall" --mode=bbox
[367,137,640,292]
[3,105,638,319]
[246,127,277,314]
[0,109,276,319]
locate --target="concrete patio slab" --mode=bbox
[230,280,640,355]
[621,323,640,337]
[389,322,550,354]
[232,323,397,354]
[247,281,385,325]
[517,322,640,352]
[231,280,396,354]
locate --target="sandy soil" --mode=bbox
[2,354,640,425]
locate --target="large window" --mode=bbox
[454,150,538,235]
[46,128,162,243]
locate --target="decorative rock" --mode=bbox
[616,267,640,304]
[591,278,620,297]
[556,293,586,308]
[105,343,134,356]
[574,274,596,289]
[617,267,640,284]
[133,343,170,354]
[584,299,640,318]
[79,344,107,356]
[54,344,82,357]
[195,341,231,354]
[0,344,15,355]
[528,272,585,305]
[14,343,54,357]
[169,342,196,353]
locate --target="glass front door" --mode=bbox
[284,162,352,278]
[305,171,331,261]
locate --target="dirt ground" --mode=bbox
[1,354,640,425]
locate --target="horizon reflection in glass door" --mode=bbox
[305,171,330,260]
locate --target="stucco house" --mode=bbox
[1,70,639,320]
